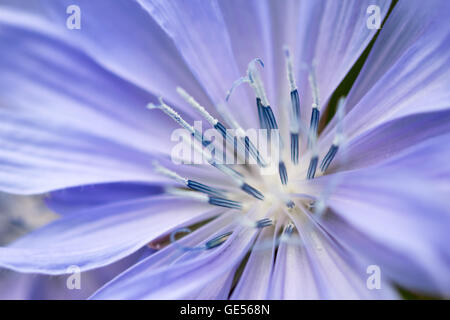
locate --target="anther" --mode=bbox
[307,156,318,180]
[290,133,299,165]
[153,162,224,197]
[186,180,225,197]
[284,47,301,167]
[320,144,338,173]
[256,98,268,129]
[166,187,241,210]
[255,218,273,229]
[320,97,346,173]
[205,231,233,249]
[170,228,232,251]
[286,200,295,209]
[208,197,242,210]
[307,66,320,149]
[284,223,295,237]
[187,136,263,200]
[180,87,265,168]
[241,183,264,200]
[308,107,320,148]
[278,161,288,185]
[261,104,279,130]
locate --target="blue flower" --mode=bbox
[0,0,449,299]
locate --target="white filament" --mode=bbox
[283,46,297,91]
[177,87,218,126]
[152,161,187,184]
[147,98,194,134]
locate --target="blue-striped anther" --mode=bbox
[241,183,264,200]
[308,108,320,147]
[213,121,227,138]
[256,218,273,229]
[307,156,318,180]
[187,180,224,197]
[208,197,242,209]
[278,161,288,185]
[290,89,300,119]
[262,105,278,130]
[192,130,211,148]
[286,200,295,209]
[256,98,268,129]
[320,144,339,173]
[244,136,265,167]
[205,231,233,249]
[290,133,299,165]
[284,223,294,236]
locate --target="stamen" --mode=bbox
[306,156,318,180]
[169,228,232,251]
[170,228,205,252]
[256,98,268,129]
[147,98,194,135]
[215,115,266,168]
[290,133,299,165]
[261,103,279,130]
[229,59,275,130]
[177,87,240,156]
[278,161,288,185]
[255,218,273,229]
[241,183,264,200]
[166,187,241,210]
[286,200,295,209]
[177,87,218,126]
[307,66,320,149]
[247,58,269,106]
[283,46,297,92]
[308,107,320,148]
[186,180,225,197]
[225,76,250,102]
[179,86,266,168]
[284,47,301,166]
[284,223,295,237]
[244,135,267,167]
[152,161,187,184]
[320,97,346,173]
[205,231,233,249]
[208,197,242,210]
[319,145,338,173]
[185,128,265,201]
[166,187,209,202]
[153,161,224,197]
[278,222,295,243]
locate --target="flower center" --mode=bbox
[148,48,346,250]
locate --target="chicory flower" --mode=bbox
[0,0,449,299]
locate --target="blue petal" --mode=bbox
[230,226,277,300]
[292,0,391,123]
[0,1,218,194]
[0,0,212,112]
[323,0,450,141]
[322,109,450,172]
[138,0,260,128]
[45,183,165,215]
[297,136,450,296]
[90,208,261,299]
[280,208,398,299]
[0,247,153,299]
[0,196,218,274]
